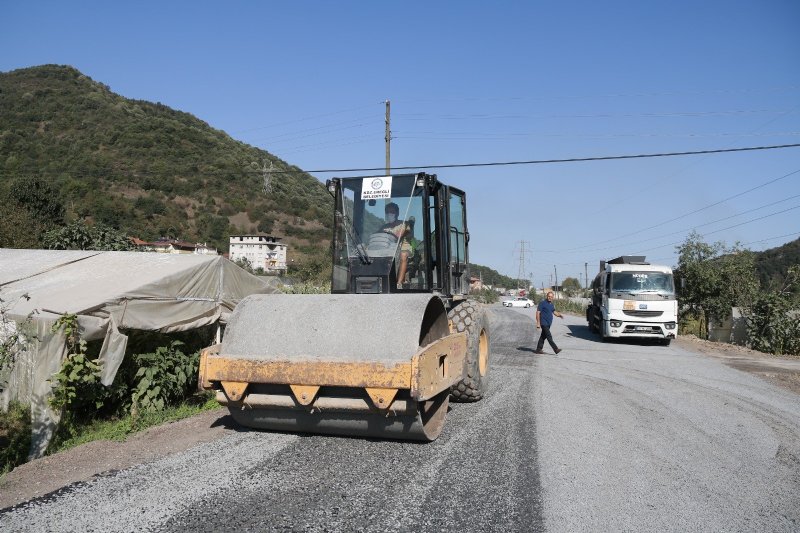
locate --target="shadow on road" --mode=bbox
[210,414,243,431]
[566,324,670,347]
[566,324,598,342]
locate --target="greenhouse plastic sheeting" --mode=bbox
[0,249,277,457]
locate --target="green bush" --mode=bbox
[131,341,199,412]
[470,287,499,304]
[0,401,31,474]
[279,281,331,294]
[46,320,212,452]
[553,298,587,315]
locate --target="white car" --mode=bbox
[503,297,534,308]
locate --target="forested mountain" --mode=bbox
[754,237,800,290]
[469,263,521,290]
[0,65,332,256]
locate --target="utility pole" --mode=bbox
[585,262,589,295]
[384,100,391,176]
[250,159,274,194]
[554,265,559,299]
[516,240,531,294]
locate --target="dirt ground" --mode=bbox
[1,336,798,511]
[675,335,800,395]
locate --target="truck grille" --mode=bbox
[622,310,663,317]
[610,292,675,301]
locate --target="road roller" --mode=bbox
[199,173,490,441]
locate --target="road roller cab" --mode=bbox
[199,173,489,441]
[328,173,470,298]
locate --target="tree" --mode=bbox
[0,203,43,248]
[675,232,759,338]
[233,257,254,273]
[9,177,65,227]
[562,277,581,297]
[742,265,800,355]
[42,221,135,251]
[288,249,330,286]
[470,287,499,304]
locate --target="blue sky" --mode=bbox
[3,1,799,287]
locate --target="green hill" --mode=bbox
[0,64,332,256]
[754,237,800,291]
[469,263,522,290]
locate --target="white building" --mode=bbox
[229,235,287,274]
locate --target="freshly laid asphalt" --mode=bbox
[2,306,798,532]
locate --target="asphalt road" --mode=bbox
[2,306,799,532]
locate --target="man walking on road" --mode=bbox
[535,291,563,355]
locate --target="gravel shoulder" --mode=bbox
[674,334,800,395]
[0,408,234,510]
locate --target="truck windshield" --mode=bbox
[610,272,674,294]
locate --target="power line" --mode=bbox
[245,115,382,144]
[744,231,800,247]
[534,230,800,280]
[395,108,796,121]
[541,194,800,256]
[602,104,799,210]
[229,103,378,134]
[553,167,800,253]
[392,85,800,105]
[633,204,800,254]
[394,131,800,141]
[275,143,800,174]
[5,143,800,180]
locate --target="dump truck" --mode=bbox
[586,255,678,345]
[199,173,489,440]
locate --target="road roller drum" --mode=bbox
[199,293,469,440]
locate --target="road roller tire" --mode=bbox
[448,300,490,402]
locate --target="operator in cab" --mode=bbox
[381,202,414,288]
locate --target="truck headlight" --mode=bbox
[610,320,622,327]
[665,322,676,330]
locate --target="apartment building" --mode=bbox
[229,235,287,274]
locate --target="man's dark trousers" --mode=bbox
[536,324,559,351]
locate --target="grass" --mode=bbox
[47,393,220,455]
[554,298,588,315]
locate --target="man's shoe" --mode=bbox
[555,348,562,354]
[534,349,544,355]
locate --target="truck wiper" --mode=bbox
[336,210,371,265]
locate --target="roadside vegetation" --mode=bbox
[0,316,221,475]
[553,298,587,315]
[676,232,800,356]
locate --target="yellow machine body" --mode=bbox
[199,293,467,440]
